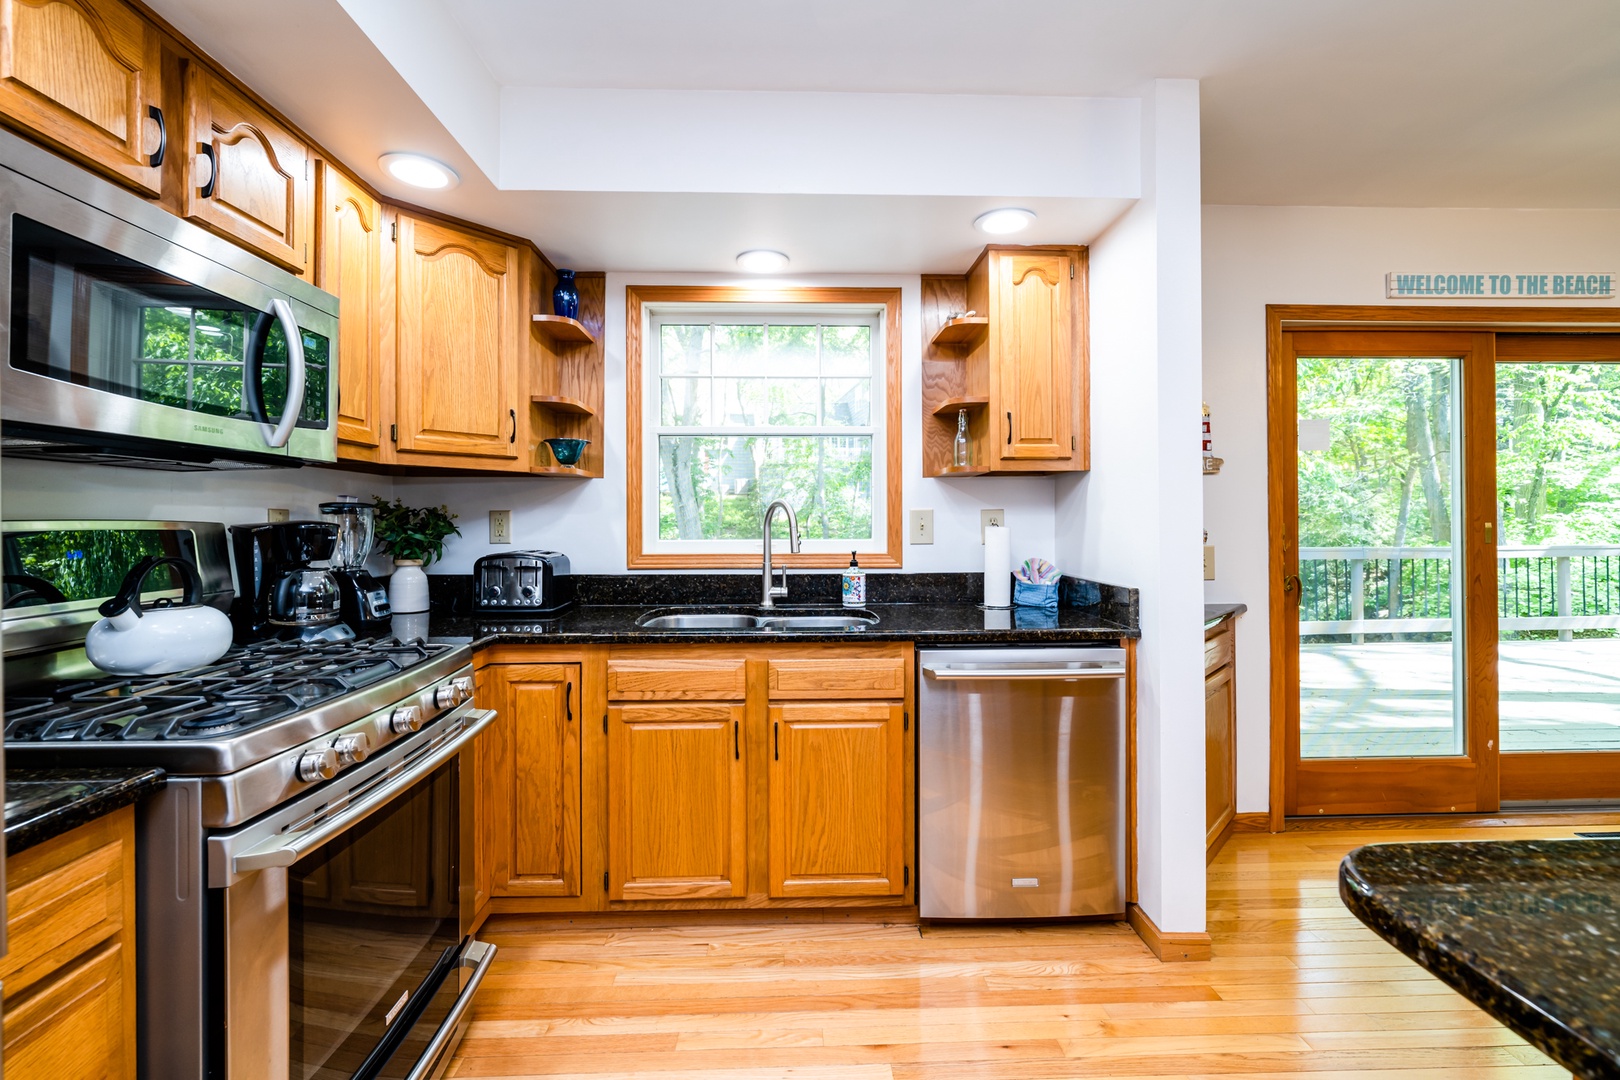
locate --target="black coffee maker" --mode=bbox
[319,496,392,634]
[228,521,346,643]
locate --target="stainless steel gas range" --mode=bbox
[2,520,495,1080]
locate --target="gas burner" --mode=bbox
[181,706,245,732]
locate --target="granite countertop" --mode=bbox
[434,601,1139,647]
[5,766,166,855]
[1340,840,1620,1078]
[1204,602,1247,629]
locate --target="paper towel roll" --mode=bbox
[983,524,1011,608]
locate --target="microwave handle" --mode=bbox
[246,298,308,448]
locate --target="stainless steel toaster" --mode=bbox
[472,550,575,614]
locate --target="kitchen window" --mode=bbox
[628,287,902,568]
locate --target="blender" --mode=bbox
[319,496,392,634]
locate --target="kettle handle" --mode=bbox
[98,556,203,619]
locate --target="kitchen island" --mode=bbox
[1340,839,1620,1079]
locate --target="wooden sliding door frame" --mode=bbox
[1266,306,1620,830]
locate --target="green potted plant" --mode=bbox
[369,497,460,614]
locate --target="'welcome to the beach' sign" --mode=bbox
[1386,272,1615,299]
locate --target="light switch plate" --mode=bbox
[909,509,934,545]
[489,510,513,544]
[1204,544,1216,581]
[266,508,290,523]
[980,508,1005,544]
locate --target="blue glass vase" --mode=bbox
[551,269,579,320]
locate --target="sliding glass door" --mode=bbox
[1278,329,1620,815]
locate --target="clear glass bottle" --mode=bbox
[953,408,971,468]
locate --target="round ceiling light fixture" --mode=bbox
[378,152,460,190]
[736,249,790,273]
[974,208,1036,235]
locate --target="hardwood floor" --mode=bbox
[449,825,1583,1078]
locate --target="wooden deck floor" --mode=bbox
[449,825,1579,1078]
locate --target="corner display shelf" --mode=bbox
[532,314,597,345]
[929,315,988,347]
[530,272,606,478]
[531,394,595,416]
[930,395,988,418]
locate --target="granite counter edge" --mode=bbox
[5,768,167,856]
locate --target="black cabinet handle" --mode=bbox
[774,721,779,761]
[509,408,517,444]
[1006,411,1013,445]
[565,682,572,722]
[148,105,166,168]
[733,719,740,760]
[198,142,217,198]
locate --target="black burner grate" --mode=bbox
[3,637,453,743]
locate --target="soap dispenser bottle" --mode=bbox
[841,551,866,607]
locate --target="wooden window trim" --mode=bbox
[626,285,903,569]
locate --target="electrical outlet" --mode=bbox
[980,508,1005,544]
[909,509,934,545]
[489,510,513,544]
[1204,544,1216,581]
[266,508,290,523]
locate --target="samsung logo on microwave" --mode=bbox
[193,423,225,435]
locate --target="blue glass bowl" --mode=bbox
[543,438,589,466]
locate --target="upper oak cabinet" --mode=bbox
[184,65,312,275]
[922,244,1089,476]
[317,164,385,450]
[0,0,165,195]
[393,213,524,463]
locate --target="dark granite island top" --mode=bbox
[1340,840,1620,1078]
[5,767,166,855]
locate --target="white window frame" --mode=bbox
[641,301,888,557]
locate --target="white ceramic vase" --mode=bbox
[388,559,430,615]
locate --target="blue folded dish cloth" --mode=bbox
[1013,579,1059,611]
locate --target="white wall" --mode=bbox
[0,458,394,526]
[402,272,1060,576]
[1056,80,1206,934]
[1203,204,1620,814]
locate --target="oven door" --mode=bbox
[0,151,337,466]
[213,706,496,1080]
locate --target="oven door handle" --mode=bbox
[232,706,496,875]
[402,939,498,1080]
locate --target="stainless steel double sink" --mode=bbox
[634,608,878,632]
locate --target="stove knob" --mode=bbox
[297,746,338,783]
[390,705,423,733]
[435,676,473,709]
[332,732,370,766]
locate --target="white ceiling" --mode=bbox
[145,0,1620,272]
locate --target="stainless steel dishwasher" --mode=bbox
[918,646,1127,920]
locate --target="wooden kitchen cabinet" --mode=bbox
[477,663,583,898]
[608,701,748,900]
[393,212,526,464]
[0,806,136,1079]
[318,163,386,450]
[768,700,906,898]
[921,244,1088,475]
[1205,615,1239,860]
[0,0,164,195]
[183,64,312,275]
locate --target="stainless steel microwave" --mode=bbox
[0,127,337,469]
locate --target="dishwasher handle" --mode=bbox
[923,662,1125,680]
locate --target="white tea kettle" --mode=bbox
[85,556,234,676]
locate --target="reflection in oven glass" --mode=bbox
[290,762,459,1080]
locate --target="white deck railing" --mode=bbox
[1298,544,1620,640]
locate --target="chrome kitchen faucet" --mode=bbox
[760,500,802,607]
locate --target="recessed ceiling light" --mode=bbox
[736,249,790,273]
[379,152,460,190]
[974,208,1035,235]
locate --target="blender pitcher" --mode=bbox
[319,496,393,633]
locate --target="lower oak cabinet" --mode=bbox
[0,806,137,1079]
[473,644,914,915]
